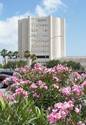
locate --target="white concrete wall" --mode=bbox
[50,17,65,59]
[18,20,22,57]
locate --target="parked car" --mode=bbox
[0,70,13,89]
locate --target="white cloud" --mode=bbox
[36,5,46,16]
[0,12,31,51]
[35,0,65,16]
[0,3,3,15]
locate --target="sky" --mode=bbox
[0,0,86,56]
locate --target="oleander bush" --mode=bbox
[1,63,86,125]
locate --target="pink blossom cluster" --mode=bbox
[32,63,70,75]
[33,63,44,73]
[48,100,74,124]
[19,80,30,85]
[72,72,82,82]
[73,72,81,79]
[13,87,28,98]
[77,121,85,125]
[53,64,70,73]
[81,73,86,79]
[60,80,86,97]
[43,64,70,74]
[75,107,81,114]
[15,66,30,74]
[81,81,86,87]
[14,63,71,79]
[0,91,3,97]
[60,86,72,96]
[2,76,20,86]
[72,85,83,96]
[43,68,56,74]
[30,80,48,90]
[29,80,48,98]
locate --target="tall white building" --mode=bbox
[18,16,66,64]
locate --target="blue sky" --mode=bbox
[0,0,86,56]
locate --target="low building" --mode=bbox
[60,56,86,67]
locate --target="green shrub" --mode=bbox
[3,60,27,69]
[46,59,84,71]
[46,59,61,68]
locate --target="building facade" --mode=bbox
[18,16,66,64]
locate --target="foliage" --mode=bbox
[7,51,13,59]
[46,59,61,68]
[0,94,48,125]
[24,50,37,65]
[0,49,8,65]
[3,60,27,69]
[46,59,84,71]
[62,60,84,71]
[24,50,30,59]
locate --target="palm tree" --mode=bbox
[30,54,37,64]
[24,50,30,59]
[24,50,31,65]
[7,51,13,59]
[13,51,19,59]
[0,49,8,65]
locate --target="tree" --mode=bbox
[7,51,13,59]
[13,51,19,59]
[46,59,85,71]
[46,59,61,68]
[3,60,27,69]
[0,49,8,65]
[24,50,30,60]
[62,60,84,71]
[30,54,37,64]
[24,50,31,65]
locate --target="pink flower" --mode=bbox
[72,85,83,96]
[62,100,74,111]
[14,87,28,97]
[54,64,69,73]
[75,107,80,114]
[61,86,72,96]
[33,93,40,98]
[0,91,3,97]
[73,72,81,80]
[15,87,23,93]
[36,80,43,86]
[20,80,30,85]
[54,102,63,109]
[43,85,48,90]
[34,63,44,72]
[30,83,38,89]
[60,110,68,119]
[47,112,61,124]
[7,95,15,101]
[81,81,86,87]
[36,80,48,90]
[48,100,74,124]
[77,121,85,125]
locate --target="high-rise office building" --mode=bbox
[18,16,66,64]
